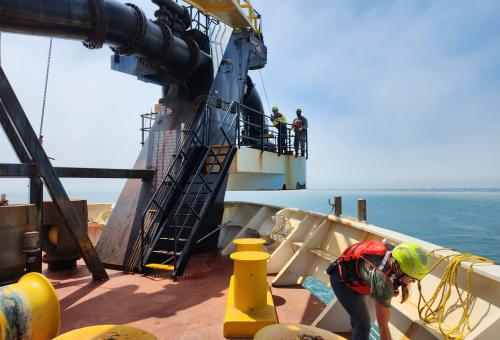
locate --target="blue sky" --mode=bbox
[1,0,500,194]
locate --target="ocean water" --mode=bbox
[4,189,500,263]
[226,190,500,263]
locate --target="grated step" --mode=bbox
[153,250,182,256]
[160,237,188,242]
[166,225,194,229]
[145,263,174,271]
[170,213,200,218]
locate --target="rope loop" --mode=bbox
[418,249,496,339]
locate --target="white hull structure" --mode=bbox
[227,147,307,190]
[219,201,500,339]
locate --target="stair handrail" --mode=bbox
[137,96,237,271]
[170,100,238,221]
[143,100,239,269]
[170,101,240,254]
[137,105,208,269]
[125,96,210,272]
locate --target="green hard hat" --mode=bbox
[296,107,302,113]
[392,242,429,280]
[272,106,279,112]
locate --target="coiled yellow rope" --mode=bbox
[417,248,496,340]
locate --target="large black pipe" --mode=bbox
[0,0,210,76]
[243,76,265,145]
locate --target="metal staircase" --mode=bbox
[139,98,239,277]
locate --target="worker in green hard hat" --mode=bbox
[292,107,308,157]
[271,106,287,155]
[326,240,429,340]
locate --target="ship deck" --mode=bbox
[46,250,326,339]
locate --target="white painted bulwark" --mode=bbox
[227,147,306,190]
[220,201,500,339]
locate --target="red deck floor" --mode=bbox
[44,250,326,339]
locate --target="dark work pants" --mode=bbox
[330,270,371,340]
[278,123,287,154]
[294,130,306,156]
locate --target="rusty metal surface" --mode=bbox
[0,66,108,281]
[96,91,194,269]
[0,205,35,285]
[29,178,43,273]
[41,200,87,269]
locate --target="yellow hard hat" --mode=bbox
[272,106,279,112]
[392,242,429,280]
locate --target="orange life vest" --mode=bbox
[337,240,393,295]
[292,118,304,131]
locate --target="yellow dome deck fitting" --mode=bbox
[0,272,60,340]
[223,250,278,338]
[233,238,265,252]
[254,323,347,340]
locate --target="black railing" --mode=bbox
[140,104,308,158]
[187,5,219,36]
[140,111,157,146]
[237,104,308,159]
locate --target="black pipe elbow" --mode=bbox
[0,0,212,83]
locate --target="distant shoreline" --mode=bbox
[3,188,500,195]
[308,188,500,193]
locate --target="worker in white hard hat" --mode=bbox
[292,107,308,157]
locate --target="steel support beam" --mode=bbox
[0,163,154,179]
[54,167,154,179]
[0,66,108,281]
[29,177,43,273]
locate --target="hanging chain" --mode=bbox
[39,38,53,144]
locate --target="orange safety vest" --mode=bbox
[292,118,304,130]
[337,240,393,295]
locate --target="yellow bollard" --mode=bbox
[0,272,60,340]
[54,325,158,339]
[223,250,278,338]
[233,238,265,252]
[232,251,269,312]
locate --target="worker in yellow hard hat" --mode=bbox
[326,240,429,340]
[271,106,287,155]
